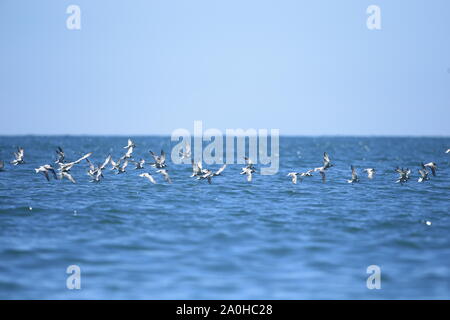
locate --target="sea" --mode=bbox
[0,136,449,299]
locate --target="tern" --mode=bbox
[87,155,111,182]
[156,169,172,183]
[179,144,191,160]
[139,172,157,184]
[121,146,134,160]
[423,162,437,176]
[11,147,25,165]
[198,164,226,184]
[123,139,136,149]
[287,172,299,184]
[150,150,167,168]
[116,160,128,174]
[240,167,254,182]
[131,159,145,169]
[55,147,65,164]
[58,152,93,172]
[363,168,376,179]
[395,167,410,184]
[418,168,429,183]
[347,165,359,183]
[191,159,203,177]
[35,164,57,181]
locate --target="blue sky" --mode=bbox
[0,0,449,136]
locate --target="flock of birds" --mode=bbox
[0,140,449,186]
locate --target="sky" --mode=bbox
[0,0,449,136]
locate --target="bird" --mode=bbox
[363,168,376,179]
[287,172,299,184]
[123,139,136,149]
[150,150,167,168]
[55,147,65,164]
[11,147,25,165]
[179,144,191,160]
[121,145,134,160]
[418,168,429,183]
[198,164,227,184]
[116,160,128,174]
[156,169,172,183]
[87,155,111,182]
[110,158,121,171]
[191,159,203,178]
[58,152,93,172]
[131,159,145,169]
[240,167,254,182]
[423,162,437,176]
[395,167,411,184]
[323,152,333,169]
[35,164,57,181]
[139,172,157,184]
[60,171,76,184]
[347,165,359,183]
[0,160,4,172]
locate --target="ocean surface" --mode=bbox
[0,136,449,299]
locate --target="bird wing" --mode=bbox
[215,164,226,175]
[160,150,166,162]
[100,155,112,170]
[74,152,92,164]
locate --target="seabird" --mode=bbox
[87,155,111,182]
[179,144,191,160]
[11,147,25,165]
[150,150,167,168]
[58,152,93,172]
[418,168,429,183]
[123,139,136,149]
[121,145,134,160]
[287,172,299,184]
[132,159,145,169]
[197,164,227,184]
[35,164,57,181]
[139,172,157,184]
[55,147,65,164]
[395,167,410,184]
[156,169,172,183]
[240,167,254,182]
[116,160,128,174]
[363,168,376,179]
[347,165,359,183]
[423,162,437,176]
[191,159,203,177]
[323,152,333,169]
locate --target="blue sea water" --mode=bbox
[0,136,449,299]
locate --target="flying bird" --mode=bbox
[363,168,376,179]
[191,160,203,178]
[287,172,299,184]
[423,162,437,176]
[347,165,359,183]
[150,150,167,168]
[55,147,65,164]
[139,172,157,184]
[418,168,429,183]
[179,144,191,160]
[131,159,145,170]
[395,167,411,184]
[35,164,57,181]
[240,167,255,182]
[123,139,136,149]
[156,169,172,183]
[11,147,25,165]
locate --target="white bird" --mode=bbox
[116,160,128,174]
[35,164,57,181]
[418,168,429,183]
[179,144,191,160]
[58,152,93,172]
[240,167,254,182]
[150,150,167,168]
[323,152,333,169]
[121,146,134,160]
[156,169,172,183]
[287,172,299,184]
[11,147,25,165]
[198,164,227,184]
[191,159,203,177]
[364,168,376,179]
[423,162,437,176]
[139,172,157,184]
[347,165,359,183]
[87,155,111,182]
[123,139,136,149]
